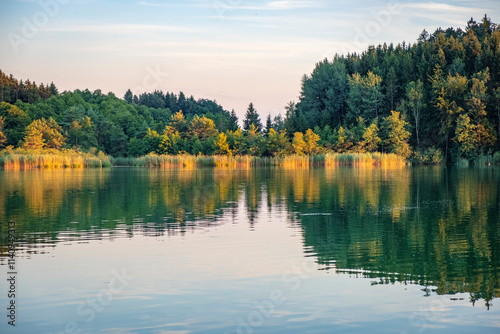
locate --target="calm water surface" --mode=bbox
[0,167,499,333]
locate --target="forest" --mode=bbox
[1,15,500,164]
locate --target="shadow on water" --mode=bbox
[0,166,499,306]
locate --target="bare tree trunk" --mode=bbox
[445,134,448,162]
[414,110,420,146]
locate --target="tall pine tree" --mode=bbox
[243,103,262,132]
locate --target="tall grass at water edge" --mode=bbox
[0,150,411,170]
[114,153,408,168]
[0,148,111,169]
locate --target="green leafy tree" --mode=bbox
[108,124,128,157]
[245,123,264,156]
[162,131,185,154]
[128,137,145,157]
[188,136,204,155]
[381,110,411,158]
[226,129,245,155]
[87,108,112,150]
[297,59,348,128]
[313,125,334,149]
[143,128,162,154]
[61,106,85,130]
[67,116,97,149]
[68,121,83,146]
[266,129,290,157]
[347,71,384,123]
[351,117,367,151]
[202,136,216,155]
[0,102,31,146]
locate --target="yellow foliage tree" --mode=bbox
[0,116,7,148]
[189,115,218,140]
[214,133,231,155]
[22,117,66,149]
[292,132,306,155]
[169,111,188,135]
[304,128,320,154]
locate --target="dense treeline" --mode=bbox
[287,15,500,162]
[0,84,238,157]
[1,16,499,163]
[0,69,58,104]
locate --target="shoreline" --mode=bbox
[0,151,409,169]
[1,150,488,170]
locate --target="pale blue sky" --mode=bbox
[0,0,498,118]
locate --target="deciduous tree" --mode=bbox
[0,116,7,148]
[189,115,218,141]
[22,117,65,149]
[381,110,411,158]
[292,132,306,155]
[406,80,425,146]
[215,133,231,155]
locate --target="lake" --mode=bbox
[1,166,499,333]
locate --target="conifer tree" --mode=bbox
[229,109,239,131]
[243,103,262,132]
[265,114,272,136]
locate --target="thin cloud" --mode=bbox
[402,2,482,13]
[267,1,322,9]
[399,2,490,27]
[201,0,324,11]
[42,24,194,34]
[138,1,170,7]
